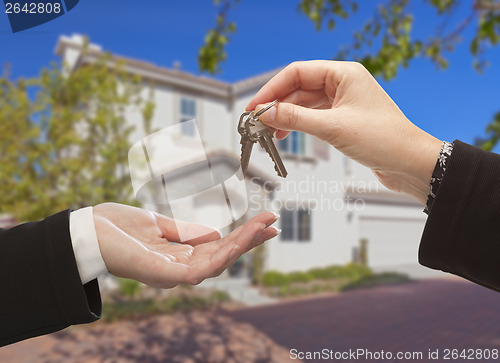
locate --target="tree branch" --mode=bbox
[475,0,500,12]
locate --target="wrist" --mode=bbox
[399,129,442,204]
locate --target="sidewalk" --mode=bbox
[200,277,277,306]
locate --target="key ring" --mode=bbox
[254,99,279,118]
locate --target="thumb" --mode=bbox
[255,102,335,141]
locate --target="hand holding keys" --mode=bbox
[238,100,288,178]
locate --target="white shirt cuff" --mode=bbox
[69,207,108,284]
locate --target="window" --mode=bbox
[281,209,295,241]
[280,207,311,242]
[179,97,196,136]
[278,131,305,155]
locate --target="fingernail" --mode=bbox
[272,212,280,220]
[270,226,282,236]
[213,228,223,240]
[256,103,277,124]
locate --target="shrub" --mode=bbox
[289,271,314,283]
[118,278,141,298]
[340,272,411,292]
[308,265,345,279]
[311,283,338,293]
[103,300,157,322]
[102,289,232,322]
[340,263,372,280]
[262,271,291,287]
[289,286,307,296]
[277,285,289,297]
[209,290,231,303]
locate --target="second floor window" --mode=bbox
[278,131,305,155]
[180,98,196,136]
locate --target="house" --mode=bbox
[56,34,443,279]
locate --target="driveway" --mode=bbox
[228,278,500,361]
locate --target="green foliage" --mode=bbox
[308,263,372,280]
[309,265,345,279]
[299,0,357,31]
[102,299,158,322]
[262,263,372,287]
[475,111,500,151]
[0,44,153,222]
[289,271,315,283]
[262,271,291,287]
[340,272,411,291]
[263,268,409,297]
[471,11,500,71]
[198,0,239,74]
[118,278,142,298]
[341,262,372,280]
[201,0,500,79]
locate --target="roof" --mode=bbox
[55,34,281,99]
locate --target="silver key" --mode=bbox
[238,111,253,175]
[246,115,288,178]
[237,100,288,178]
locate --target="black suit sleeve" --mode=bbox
[0,210,101,347]
[419,140,500,292]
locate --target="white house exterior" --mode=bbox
[56,34,442,278]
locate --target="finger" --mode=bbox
[275,130,290,140]
[188,211,279,255]
[186,213,279,283]
[256,102,336,141]
[281,89,332,109]
[222,211,279,243]
[191,222,267,283]
[209,213,280,274]
[246,60,342,111]
[155,213,222,245]
[245,226,281,253]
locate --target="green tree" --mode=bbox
[199,0,500,146]
[0,47,153,222]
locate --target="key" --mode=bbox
[246,115,288,178]
[237,100,287,178]
[238,111,253,175]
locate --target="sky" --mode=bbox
[0,0,499,147]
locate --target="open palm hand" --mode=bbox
[93,203,279,288]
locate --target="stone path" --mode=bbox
[200,277,276,306]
